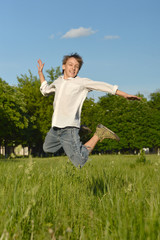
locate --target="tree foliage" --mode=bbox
[0,78,28,146]
[82,92,160,153]
[149,90,160,110]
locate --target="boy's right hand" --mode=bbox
[37,59,45,73]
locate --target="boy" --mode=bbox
[37,53,141,168]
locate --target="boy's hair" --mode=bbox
[62,53,83,73]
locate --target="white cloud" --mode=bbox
[104,35,120,40]
[49,34,54,39]
[62,27,96,39]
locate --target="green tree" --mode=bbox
[80,98,97,142]
[149,90,160,110]
[91,93,155,153]
[148,90,160,151]
[0,78,28,148]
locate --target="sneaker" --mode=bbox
[95,124,120,142]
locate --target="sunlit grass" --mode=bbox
[0,154,160,239]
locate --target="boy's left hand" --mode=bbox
[125,95,141,101]
[116,90,141,101]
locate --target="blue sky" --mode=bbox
[1,0,160,100]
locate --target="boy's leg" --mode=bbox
[43,127,62,154]
[84,134,99,152]
[59,127,89,168]
[43,125,119,167]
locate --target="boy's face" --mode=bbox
[62,57,80,79]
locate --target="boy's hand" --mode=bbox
[116,90,141,101]
[37,59,45,73]
[125,94,141,101]
[37,59,45,84]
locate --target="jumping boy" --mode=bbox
[37,53,141,168]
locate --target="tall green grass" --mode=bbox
[0,154,160,240]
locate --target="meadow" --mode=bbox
[0,154,160,240]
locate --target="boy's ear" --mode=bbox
[62,64,65,71]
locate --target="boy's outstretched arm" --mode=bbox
[115,89,141,101]
[37,59,45,84]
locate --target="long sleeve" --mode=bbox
[83,78,118,95]
[40,80,56,96]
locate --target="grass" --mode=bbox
[0,154,160,240]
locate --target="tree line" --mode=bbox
[0,67,160,156]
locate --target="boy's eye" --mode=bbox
[68,63,79,69]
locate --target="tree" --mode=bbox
[90,93,156,153]
[80,98,97,143]
[0,78,28,148]
[149,90,160,110]
[147,90,160,151]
